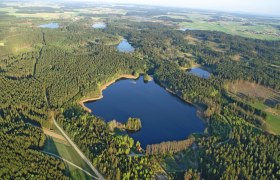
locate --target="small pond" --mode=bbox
[117,39,135,53]
[92,22,107,29]
[180,27,196,31]
[187,67,211,79]
[39,23,59,29]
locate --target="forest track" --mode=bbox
[33,32,45,79]
[53,118,105,180]
[43,128,67,142]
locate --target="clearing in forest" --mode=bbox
[43,128,67,142]
[227,80,280,106]
[226,80,280,134]
[43,126,96,179]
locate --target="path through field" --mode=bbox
[53,118,105,180]
[41,151,98,179]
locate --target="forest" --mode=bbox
[0,1,280,179]
[0,108,68,179]
[197,109,280,179]
[58,106,161,179]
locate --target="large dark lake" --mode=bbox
[85,76,205,147]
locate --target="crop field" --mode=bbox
[0,3,126,20]
[171,12,280,40]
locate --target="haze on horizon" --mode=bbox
[69,0,280,16]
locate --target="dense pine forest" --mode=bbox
[0,1,280,179]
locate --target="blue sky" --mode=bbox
[76,0,280,16]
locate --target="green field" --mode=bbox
[252,102,280,134]
[43,136,94,179]
[267,114,280,134]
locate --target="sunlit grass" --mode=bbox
[43,136,94,179]
[251,102,280,135]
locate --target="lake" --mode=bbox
[85,76,205,148]
[187,67,210,79]
[117,39,135,53]
[92,22,107,29]
[39,23,59,29]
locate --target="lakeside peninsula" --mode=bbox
[108,117,142,132]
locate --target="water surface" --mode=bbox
[92,22,107,29]
[39,23,59,29]
[180,27,196,31]
[85,76,204,147]
[187,67,210,79]
[117,39,135,53]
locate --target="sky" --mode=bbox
[74,0,280,16]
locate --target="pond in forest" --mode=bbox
[85,76,205,148]
[117,39,135,53]
[180,27,196,31]
[39,23,59,29]
[187,67,211,79]
[92,22,107,29]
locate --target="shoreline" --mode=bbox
[79,73,207,124]
[79,74,138,113]
[165,87,208,123]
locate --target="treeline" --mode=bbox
[227,102,267,127]
[146,137,194,155]
[156,16,193,23]
[235,101,267,119]
[15,6,58,14]
[125,9,168,17]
